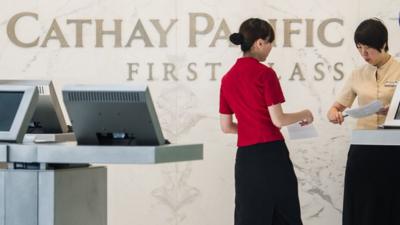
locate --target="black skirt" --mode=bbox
[343,145,400,225]
[235,140,303,225]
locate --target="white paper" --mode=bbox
[344,100,383,118]
[287,123,318,140]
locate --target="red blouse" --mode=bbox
[219,57,285,147]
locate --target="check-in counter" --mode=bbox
[351,129,400,146]
[0,142,203,225]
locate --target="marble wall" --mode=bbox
[0,0,399,224]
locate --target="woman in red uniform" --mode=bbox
[219,18,313,225]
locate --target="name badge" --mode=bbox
[384,81,398,87]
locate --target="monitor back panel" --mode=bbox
[63,90,165,146]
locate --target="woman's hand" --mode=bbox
[327,107,345,125]
[299,110,314,126]
[327,102,347,125]
[377,105,389,116]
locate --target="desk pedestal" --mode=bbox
[0,167,106,225]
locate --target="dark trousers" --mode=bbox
[343,145,400,225]
[235,141,303,225]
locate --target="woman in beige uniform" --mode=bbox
[327,18,400,225]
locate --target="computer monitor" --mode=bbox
[0,85,38,143]
[383,84,400,128]
[62,84,166,146]
[0,80,68,133]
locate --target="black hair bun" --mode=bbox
[230,33,243,45]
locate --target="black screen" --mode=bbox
[395,104,400,120]
[0,91,24,131]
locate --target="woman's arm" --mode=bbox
[220,114,238,134]
[268,103,313,128]
[327,102,347,125]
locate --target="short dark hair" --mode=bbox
[229,18,275,52]
[354,18,388,52]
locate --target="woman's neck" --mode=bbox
[376,53,391,68]
[243,52,260,61]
